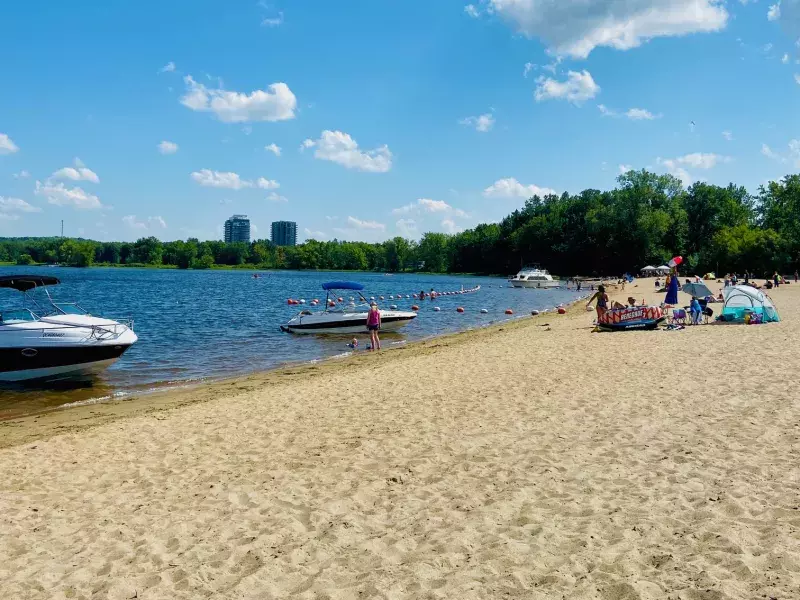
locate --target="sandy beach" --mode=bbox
[2,279,799,599]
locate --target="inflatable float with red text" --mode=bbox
[597,306,666,331]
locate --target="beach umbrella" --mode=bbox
[668,255,683,268]
[665,274,680,305]
[682,282,714,298]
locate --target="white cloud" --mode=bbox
[256,177,280,190]
[0,133,19,155]
[347,216,385,230]
[672,152,731,169]
[619,164,633,174]
[396,218,417,237]
[523,62,536,77]
[464,4,480,18]
[441,218,463,234]
[599,104,659,119]
[762,140,800,167]
[625,108,659,120]
[301,130,392,173]
[0,197,41,214]
[658,153,730,186]
[392,198,468,218]
[190,169,254,190]
[123,215,167,230]
[12,170,30,179]
[158,140,179,154]
[265,143,282,156]
[768,3,781,21]
[459,112,495,132]
[483,177,556,198]
[159,61,176,73]
[304,228,326,240]
[764,43,774,52]
[722,130,734,141]
[261,12,284,27]
[795,73,800,84]
[267,192,288,202]
[50,166,100,183]
[34,181,104,209]
[488,0,728,59]
[598,104,616,116]
[180,75,297,123]
[534,70,599,104]
[783,53,790,63]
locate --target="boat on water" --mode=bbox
[0,275,138,382]
[509,266,560,289]
[281,281,417,335]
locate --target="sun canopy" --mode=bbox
[641,266,657,272]
[682,282,714,299]
[720,285,780,323]
[322,281,365,291]
[0,275,60,292]
[656,265,671,272]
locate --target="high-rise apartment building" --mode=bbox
[271,221,297,246]
[224,215,251,244]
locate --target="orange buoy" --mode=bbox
[287,299,296,305]
[505,309,513,315]
[411,305,420,311]
[557,307,567,314]
[456,307,465,313]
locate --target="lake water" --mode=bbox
[0,267,588,418]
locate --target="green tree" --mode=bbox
[16,253,34,265]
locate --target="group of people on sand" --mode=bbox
[586,285,644,320]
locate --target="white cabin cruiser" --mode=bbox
[0,275,138,382]
[509,266,560,289]
[281,281,417,335]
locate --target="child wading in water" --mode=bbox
[367,302,381,350]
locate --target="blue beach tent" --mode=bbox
[720,285,780,323]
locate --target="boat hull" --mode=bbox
[0,344,134,382]
[510,280,560,289]
[282,311,417,335]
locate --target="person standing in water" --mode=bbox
[366,302,381,350]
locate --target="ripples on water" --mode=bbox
[0,267,588,418]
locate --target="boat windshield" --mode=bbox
[0,308,39,324]
[52,302,88,316]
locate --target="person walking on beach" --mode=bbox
[586,285,609,320]
[366,302,381,350]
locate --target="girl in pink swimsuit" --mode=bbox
[366,302,381,350]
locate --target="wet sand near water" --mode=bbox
[1,279,799,599]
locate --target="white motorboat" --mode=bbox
[281,281,417,335]
[509,266,560,289]
[0,275,138,382]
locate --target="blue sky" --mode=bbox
[1,0,799,243]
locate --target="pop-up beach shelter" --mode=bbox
[720,285,780,322]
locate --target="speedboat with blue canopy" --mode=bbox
[0,275,138,382]
[281,281,417,334]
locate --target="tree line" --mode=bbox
[2,170,799,276]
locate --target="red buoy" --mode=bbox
[457,307,465,313]
[411,305,420,311]
[557,307,567,314]
[505,309,513,315]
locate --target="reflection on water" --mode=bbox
[0,266,588,419]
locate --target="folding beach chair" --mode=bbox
[671,308,688,325]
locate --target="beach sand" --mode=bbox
[2,279,799,599]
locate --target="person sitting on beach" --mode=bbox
[689,297,702,325]
[586,285,609,320]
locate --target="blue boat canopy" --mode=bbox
[322,281,364,291]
